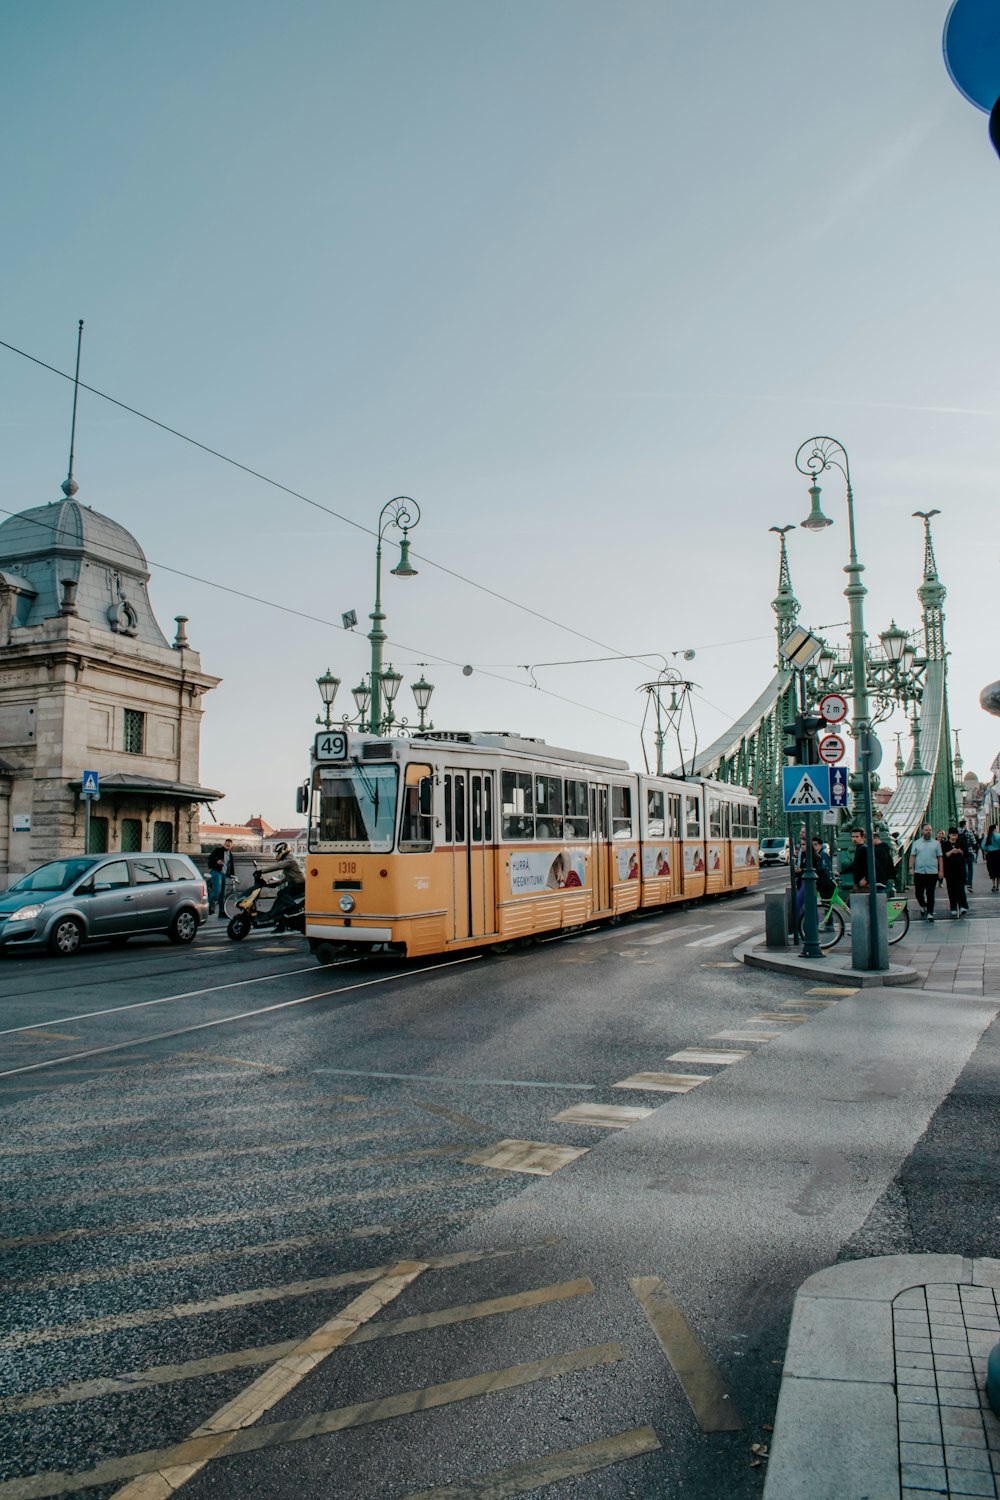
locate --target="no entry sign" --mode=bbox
[818,733,846,765]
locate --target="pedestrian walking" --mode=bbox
[943,828,969,917]
[958,820,979,891]
[983,825,1000,894]
[207,838,235,917]
[909,824,944,921]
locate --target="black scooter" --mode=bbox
[226,868,305,941]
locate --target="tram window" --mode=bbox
[472,777,482,841]
[455,777,466,842]
[750,804,758,832]
[484,776,493,840]
[611,785,632,838]
[667,794,681,839]
[685,795,701,838]
[534,776,563,839]
[501,770,534,839]
[444,776,453,843]
[709,797,723,838]
[646,789,665,836]
[399,763,433,851]
[723,803,731,836]
[564,778,590,838]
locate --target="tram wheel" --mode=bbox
[312,941,340,965]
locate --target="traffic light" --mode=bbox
[782,711,827,764]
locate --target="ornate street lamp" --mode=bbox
[795,435,884,970]
[368,497,421,733]
[316,669,341,729]
[411,673,435,731]
[351,681,371,722]
[879,620,907,665]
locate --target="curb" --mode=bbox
[764,1255,1000,1500]
[734,936,919,987]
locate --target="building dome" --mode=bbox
[0,495,167,646]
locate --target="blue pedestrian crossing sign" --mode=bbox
[782,764,832,812]
[82,770,100,795]
[830,766,849,809]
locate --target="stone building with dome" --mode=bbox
[0,478,221,885]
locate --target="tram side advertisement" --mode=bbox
[509,848,586,893]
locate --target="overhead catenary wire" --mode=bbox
[0,335,671,673]
[0,502,642,730]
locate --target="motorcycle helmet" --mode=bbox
[274,841,290,859]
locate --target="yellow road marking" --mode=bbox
[403,1426,662,1498]
[667,1048,749,1065]
[175,1052,288,1072]
[463,1139,589,1175]
[348,1277,594,1346]
[709,1029,784,1043]
[12,1030,82,1043]
[14,1140,463,1212]
[748,1012,808,1024]
[550,1103,653,1129]
[805,986,859,996]
[0,1097,385,1154]
[110,1260,427,1499]
[14,1123,427,1186]
[629,1276,743,1432]
[612,1072,709,1093]
[2,1343,623,1500]
[0,1238,564,1413]
[0,1170,495,1253]
[412,1097,492,1134]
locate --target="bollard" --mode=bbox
[765,891,791,949]
[850,892,889,971]
[987,1340,1000,1418]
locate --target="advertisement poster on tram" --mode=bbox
[641,847,672,880]
[509,848,586,894]
[708,844,723,872]
[733,843,758,870]
[683,846,706,875]
[615,847,640,882]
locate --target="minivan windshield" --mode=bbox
[8,858,98,894]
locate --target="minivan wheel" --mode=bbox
[49,917,84,957]
[168,909,199,945]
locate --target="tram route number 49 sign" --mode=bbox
[314,729,349,761]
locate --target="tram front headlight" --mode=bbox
[338,894,356,914]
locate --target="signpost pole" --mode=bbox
[859,729,886,971]
[84,793,91,855]
[797,671,823,961]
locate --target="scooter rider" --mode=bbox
[255,841,305,925]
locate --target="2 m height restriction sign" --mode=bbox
[781,764,832,812]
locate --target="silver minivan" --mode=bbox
[0,854,209,957]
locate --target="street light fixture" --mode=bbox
[316,669,341,729]
[879,621,907,665]
[411,673,435,732]
[351,681,371,721]
[815,646,836,683]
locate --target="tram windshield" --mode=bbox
[311,763,398,851]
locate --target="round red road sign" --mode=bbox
[818,733,846,764]
[819,692,849,724]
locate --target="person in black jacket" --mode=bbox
[207,839,235,917]
[849,828,895,892]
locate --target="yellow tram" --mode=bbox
[299,729,758,964]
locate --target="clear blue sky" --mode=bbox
[3,0,999,820]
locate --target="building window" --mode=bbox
[153,821,173,853]
[121,818,143,852]
[123,708,145,755]
[88,816,109,853]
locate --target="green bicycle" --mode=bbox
[797,883,910,950]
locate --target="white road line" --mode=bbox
[639,926,712,946]
[685,925,754,948]
[0,961,354,1040]
[0,957,481,1081]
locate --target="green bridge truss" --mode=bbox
[688,515,958,847]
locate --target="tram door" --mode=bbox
[445,770,495,941]
[590,784,611,913]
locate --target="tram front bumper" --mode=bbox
[305,923,393,943]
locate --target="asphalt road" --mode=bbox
[1,872,996,1500]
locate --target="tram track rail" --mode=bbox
[0,955,481,1082]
